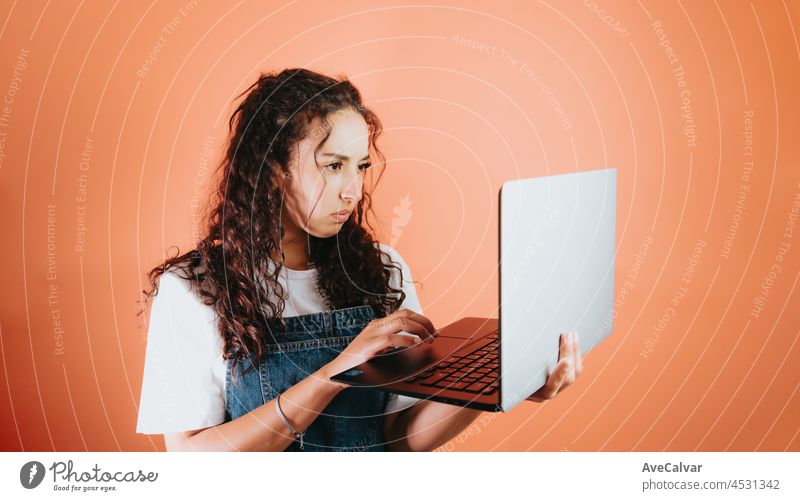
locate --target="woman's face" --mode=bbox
[280,108,372,239]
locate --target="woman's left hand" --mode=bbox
[526,331,583,402]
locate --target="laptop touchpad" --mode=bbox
[366,336,466,381]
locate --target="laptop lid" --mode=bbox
[499,168,616,412]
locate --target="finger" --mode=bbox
[530,361,570,401]
[395,316,436,342]
[372,332,423,352]
[527,393,546,402]
[565,333,577,383]
[572,332,584,376]
[391,309,438,339]
[559,332,571,361]
[566,332,576,365]
[549,357,574,396]
[561,332,578,379]
[372,316,436,343]
[529,335,578,402]
[555,358,573,390]
[535,361,564,399]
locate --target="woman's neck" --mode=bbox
[281,228,311,271]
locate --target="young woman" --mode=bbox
[135,68,583,452]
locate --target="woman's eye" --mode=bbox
[324,161,370,172]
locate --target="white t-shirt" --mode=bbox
[136,243,423,435]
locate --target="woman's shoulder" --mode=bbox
[147,269,219,347]
[377,242,409,267]
[377,242,423,313]
[156,267,197,294]
[152,268,216,315]
[376,242,416,286]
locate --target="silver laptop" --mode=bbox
[332,168,617,412]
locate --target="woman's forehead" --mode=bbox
[293,112,370,166]
[320,111,369,152]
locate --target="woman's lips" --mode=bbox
[331,211,352,223]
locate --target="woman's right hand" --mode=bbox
[321,309,438,386]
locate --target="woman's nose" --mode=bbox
[340,179,361,204]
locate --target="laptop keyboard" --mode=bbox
[402,331,499,394]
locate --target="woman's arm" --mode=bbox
[165,309,436,452]
[384,401,482,452]
[164,362,346,452]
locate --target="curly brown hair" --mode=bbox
[142,68,407,380]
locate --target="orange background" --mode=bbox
[1,0,798,452]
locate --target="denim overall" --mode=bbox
[224,305,391,451]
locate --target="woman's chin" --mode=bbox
[306,224,343,239]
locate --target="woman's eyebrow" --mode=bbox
[320,152,370,161]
